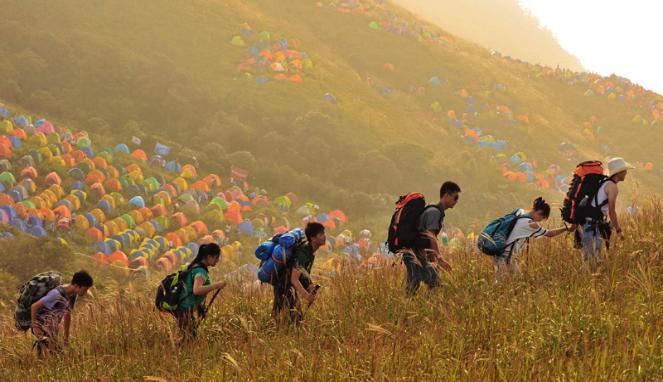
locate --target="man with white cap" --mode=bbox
[581,157,634,269]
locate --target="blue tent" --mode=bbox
[256,76,269,85]
[154,143,171,157]
[10,218,27,232]
[0,106,10,119]
[97,199,114,215]
[129,196,145,209]
[71,181,86,191]
[68,168,85,180]
[322,93,337,104]
[187,242,199,255]
[28,226,47,237]
[115,143,130,153]
[238,220,255,236]
[165,161,181,173]
[27,216,43,228]
[81,147,94,158]
[9,136,22,149]
[429,76,441,86]
[15,115,29,127]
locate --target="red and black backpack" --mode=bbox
[561,161,611,224]
[387,193,442,253]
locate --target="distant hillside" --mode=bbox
[0,0,661,230]
[391,0,584,70]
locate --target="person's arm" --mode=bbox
[63,311,71,345]
[527,222,568,238]
[290,268,314,304]
[192,275,225,296]
[606,183,623,240]
[421,231,452,272]
[30,300,45,332]
[544,227,570,238]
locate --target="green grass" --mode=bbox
[1,200,660,381]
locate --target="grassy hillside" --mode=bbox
[0,0,661,230]
[0,199,660,380]
[392,0,584,71]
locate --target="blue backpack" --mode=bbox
[477,209,530,256]
[255,229,305,284]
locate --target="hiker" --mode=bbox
[272,222,325,322]
[494,197,571,282]
[30,271,93,357]
[578,157,633,270]
[176,243,226,339]
[387,181,460,296]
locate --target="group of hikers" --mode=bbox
[19,156,633,356]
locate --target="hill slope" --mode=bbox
[391,0,584,70]
[0,0,661,229]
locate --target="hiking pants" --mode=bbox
[494,253,521,283]
[403,251,438,295]
[581,221,605,271]
[272,280,303,322]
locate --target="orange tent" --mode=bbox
[45,172,62,186]
[0,194,13,206]
[131,149,148,161]
[191,221,209,236]
[171,212,188,228]
[93,156,108,170]
[106,165,120,179]
[151,204,168,217]
[104,178,122,192]
[225,201,243,225]
[108,251,129,266]
[20,167,38,180]
[85,227,104,242]
[85,170,106,186]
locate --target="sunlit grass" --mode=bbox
[1,200,661,381]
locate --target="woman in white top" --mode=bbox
[495,197,572,282]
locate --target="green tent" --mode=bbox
[0,171,16,185]
[230,35,246,47]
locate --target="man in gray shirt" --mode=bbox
[404,181,460,295]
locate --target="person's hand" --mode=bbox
[215,281,227,290]
[305,292,316,305]
[616,229,625,241]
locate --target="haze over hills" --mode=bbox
[0,0,661,231]
[391,0,584,71]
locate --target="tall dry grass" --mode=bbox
[1,200,661,381]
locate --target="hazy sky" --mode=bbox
[519,0,662,94]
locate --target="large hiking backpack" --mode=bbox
[256,228,305,284]
[477,210,530,256]
[155,265,194,312]
[15,271,62,331]
[387,193,442,253]
[561,161,609,224]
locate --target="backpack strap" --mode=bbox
[593,178,614,208]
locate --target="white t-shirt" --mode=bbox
[591,181,610,216]
[504,209,549,254]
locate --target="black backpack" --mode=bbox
[561,161,610,224]
[155,264,204,312]
[387,193,441,253]
[15,271,63,331]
